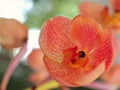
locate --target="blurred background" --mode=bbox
[0,0,119,90]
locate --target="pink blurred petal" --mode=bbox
[86,81,117,90]
[79,2,107,24]
[101,64,120,86]
[29,71,49,86]
[27,48,44,72]
[27,49,49,85]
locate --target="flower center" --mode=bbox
[78,51,86,58]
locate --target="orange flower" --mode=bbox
[39,15,113,87]
[79,0,120,34]
[0,18,28,50]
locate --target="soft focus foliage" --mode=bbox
[25,0,79,28]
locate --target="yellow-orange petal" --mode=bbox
[39,16,75,63]
[101,7,111,27]
[107,13,120,34]
[109,0,120,12]
[43,56,105,87]
[70,15,104,53]
[79,2,107,24]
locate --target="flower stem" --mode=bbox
[85,81,117,90]
[1,43,27,90]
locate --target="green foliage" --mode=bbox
[25,0,81,28]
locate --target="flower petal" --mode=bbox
[79,2,107,24]
[90,31,113,71]
[29,71,49,86]
[70,15,104,52]
[39,16,75,63]
[43,56,105,86]
[109,0,120,12]
[111,35,119,60]
[101,64,120,86]
[107,13,120,33]
[27,49,44,72]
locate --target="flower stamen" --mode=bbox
[78,51,86,58]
